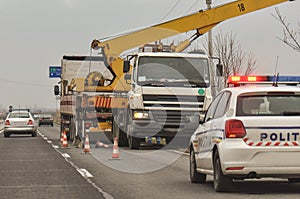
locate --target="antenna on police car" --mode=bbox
[272,56,279,87]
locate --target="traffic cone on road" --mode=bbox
[112,137,120,159]
[61,131,68,148]
[83,134,91,153]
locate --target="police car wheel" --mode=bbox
[190,148,206,183]
[213,151,232,192]
[288,178,300,183]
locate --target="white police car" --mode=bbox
[190,76,300,192]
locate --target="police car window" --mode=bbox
[214,91,231,118]
[204,92,223,122]
[236,93,300,116]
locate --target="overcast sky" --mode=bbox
[0,0,299,110]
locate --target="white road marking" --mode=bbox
[53,145,59,149]
[168,149,189,156]
[77,168,93,178]
[62,153,70,158]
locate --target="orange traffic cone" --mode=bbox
[83,134,91,153]
[112,137,120,158]
[61,131,68,148]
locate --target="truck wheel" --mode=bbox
[288,178,300,183]
[113,120,128,147]
[70,118,76,141]
[32,132,37,137]
[128,135,140,149]
[213,151,232,192]
[190,147,206,183]
[4,132,10,138]
[60,120,64,140]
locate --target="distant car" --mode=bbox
[4,110,37,137]
[190,85,300,192]
[38,114,54,126]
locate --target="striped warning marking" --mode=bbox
[243,137,299,147]
[95,97,112,108]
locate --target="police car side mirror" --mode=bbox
[199,114,205,124]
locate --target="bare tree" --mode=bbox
[204,31,256,87]
[273,7,300,52]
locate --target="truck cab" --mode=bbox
[123,51,215,149]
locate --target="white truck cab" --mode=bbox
[123,51,220,149]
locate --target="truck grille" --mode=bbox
[143,94,202,126]
[150,110,195,126]
[143,94,204,111]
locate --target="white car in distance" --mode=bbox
[4,110,37,138]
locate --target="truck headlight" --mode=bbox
[133,111,150,119]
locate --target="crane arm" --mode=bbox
[91,0,294,60]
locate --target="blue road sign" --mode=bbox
[49,66,61,78]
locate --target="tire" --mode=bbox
[128,135,140,149]
[4,132,10,138]
[213,151,233,192]
[32,132,37,137]
[190,147,206,183]
[112,120,129,147]
[288,178,300,183]
[70,118,76,141]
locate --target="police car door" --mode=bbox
[197,91,231,170]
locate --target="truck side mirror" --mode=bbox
[123,61,130,73]
[216,64,223,77]
[124,73,132,85]
[124,74,131,80]
[9,105,13,112]
[54,85,60,95]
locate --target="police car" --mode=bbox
[190,76,300,192]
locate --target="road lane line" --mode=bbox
[48,138,114,199]
[77,168,93,178]
[38,130,114,199]
[168,149,189,156]
[62,153,70,158]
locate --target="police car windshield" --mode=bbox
[236,94,300,116]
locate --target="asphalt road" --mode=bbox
[1,124,300,199]
[0,125,106,199]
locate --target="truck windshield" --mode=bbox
[136,56,210,87]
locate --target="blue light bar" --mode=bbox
[269,76,300,82]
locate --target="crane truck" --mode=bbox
[56,0,295,149]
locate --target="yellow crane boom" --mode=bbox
[91,0,294,61]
